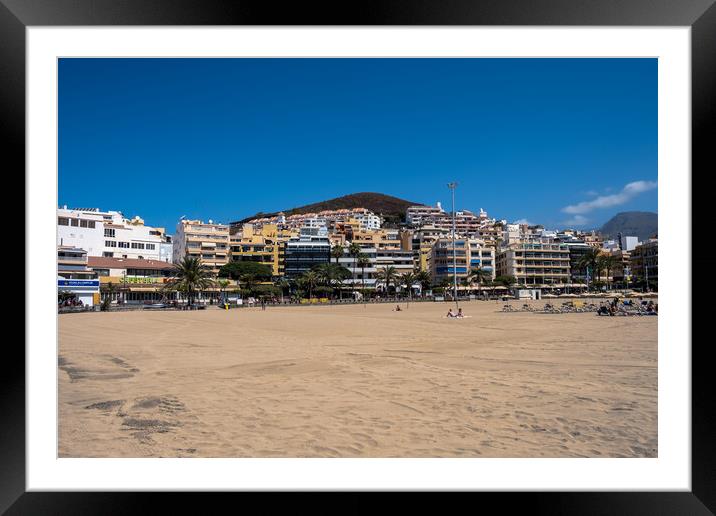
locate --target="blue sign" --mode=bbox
[58,280,99,287]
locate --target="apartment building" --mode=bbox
[172,219,230,275]
[283,227,331,278]
[229,223,294,276]
[496,239,571,287]
[430,237,495,286]
[430,238,470,285]
[350,228,402,250]
[57,206,172,261]
[630,239,658,287]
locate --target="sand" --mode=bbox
[58,300,657,458]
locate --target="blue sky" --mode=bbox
[59,58,657,233]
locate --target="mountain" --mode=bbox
[599,211,658,241]
[235,192,424,225]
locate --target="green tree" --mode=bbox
[164,256,215,307]
[348,242,362,293]
[274,277,291,302]
[468,266,491,298]
[217,279,230,303]
[298,270,319,299]
[494,275,517,292]
[376,265,398,296]
[218,261,272,281]
[415,270,432,297]
[314,263,351,299]
[399,271,418,305]
[357,253,371,303]
[577,248,601,291]
[600,255,620,290]
[331,243,345,266]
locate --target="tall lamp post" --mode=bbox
[447,182,459,309]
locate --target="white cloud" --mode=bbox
[513,218,532,225]
[562,215,590,227]
[562,180,657,215]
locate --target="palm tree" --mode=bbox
[468,266,491,299]
[376,265,398,297]
[348,242,362,294]
[217,279,230,304]
[314,263,351,299]
[400,271,418,306]
[600,254,620,290]
[415,270,432,297]
[240,273,258,294]
[274,277,290,303]
[357,253,371,304]
[331,243,345,266]
[298,270,319,299]
[577,248,601,291]
[164,256,215,307]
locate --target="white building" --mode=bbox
[618,234,640,252]
[57,206,172,261]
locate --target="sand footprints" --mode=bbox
[84,394,190,446]
[58,354,139,382]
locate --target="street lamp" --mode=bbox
[447,181,459,309]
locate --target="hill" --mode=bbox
[599,211,658,241]
[235,192,424,225]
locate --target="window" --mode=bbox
[131,242,145,249]
[138,256,144,260]
[105,240,117,247]
[80,219,89,228]
[103,252,114,257]
[71,219,79,227]
[58,217,69,226]
[105,228,115,238]
[118,242,129,248]
[146,244,155,250]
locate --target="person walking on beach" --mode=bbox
[261,299,266,311]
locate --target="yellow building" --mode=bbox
[229,223,296,276]
[173,219,230,276]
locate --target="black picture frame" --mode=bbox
[5,0,712,512]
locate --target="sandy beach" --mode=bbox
[58,301,657,458]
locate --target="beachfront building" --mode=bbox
[57,246,100,306]
[630,239,658,289]
[229,223,294,276]
[283,227,331,278]
[350,228,402,250]
[334,246,379,291]
[57,206,172,261]
[430,237,495,287]
[563,241,593,285]
[430,238,470,286]
[88,256,177,305]
[496,239,571,287]
[467,240,496,280]
[172,219,230,276]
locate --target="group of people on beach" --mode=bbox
[446,308,465,318]
[597,297,657,316]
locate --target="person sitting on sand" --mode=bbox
[457,308,464,318]
[446,308,456,318]
[394,304,402,311]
